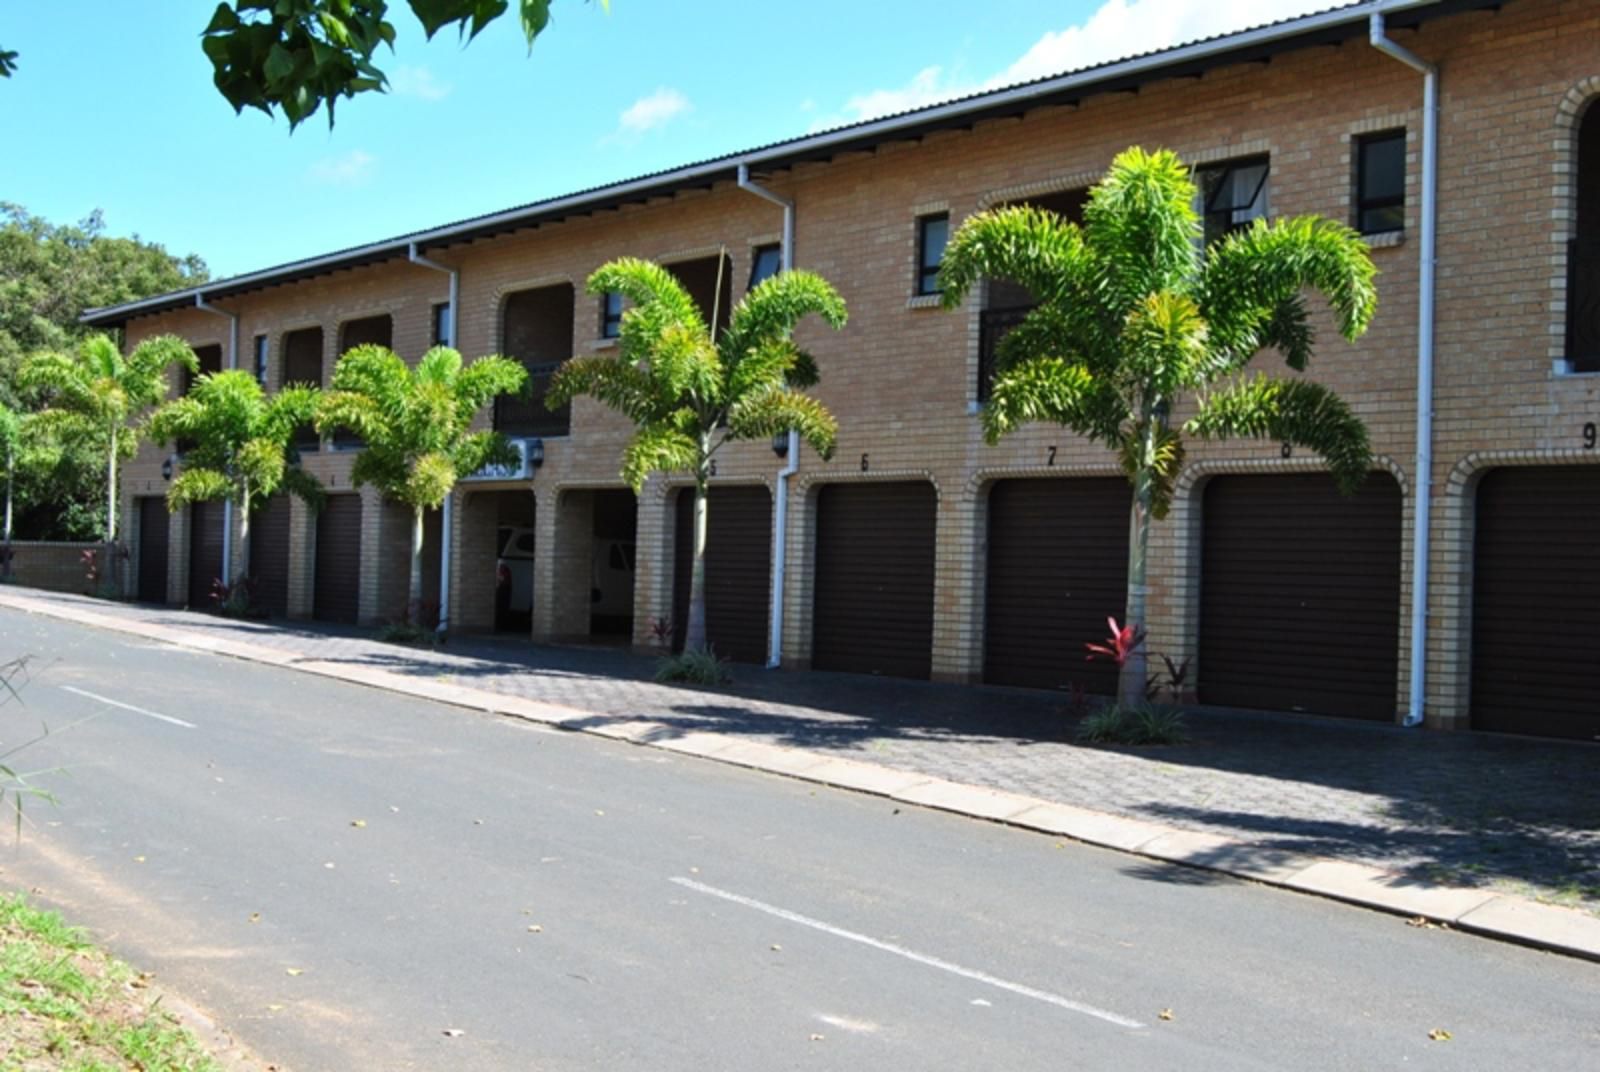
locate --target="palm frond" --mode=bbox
[451,430,519,480]
[982,358,1128,445]
[588,258,705,336]
[620,425,699,491]
[315,390,385,444]
[1118,423,1187,520]
[451,353,529,414]
[720,270,847,361]
[1118,291,1210,397]
[279,466,326,512]
[1185,373,1372,493]
[935,205,1093,311]
[1199,215,1378,372]
[1084,148,1200,312]
[166,467,231,510]
[725,387,838,460]
[546,355,666,423]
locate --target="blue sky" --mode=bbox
[2,1,1327,279]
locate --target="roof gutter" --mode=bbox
[193,294,239,585]
[408,243,459,642]
[1370,6,1439,729]
[737,165,801,670]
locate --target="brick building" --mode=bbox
[83,0,1600,739]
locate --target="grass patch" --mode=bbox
[1076,703,1190,746]
[654,646,732,686]
[0,892,225,1071]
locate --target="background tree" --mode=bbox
[938,147,1377,706]
[18,334,198,551]
[547,257,846,654]
[200,0,605,129]
[0,203,208,540]
[147,370,325,591]
[316,345,527,623]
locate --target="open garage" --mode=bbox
[1198,472,1403,720]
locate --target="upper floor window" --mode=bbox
[749,244,782,289]
[1356,131,1406,235]
[600,291,624,339]
[183,344,223,396]
[253,334,268,386]
[916,213,949,296]
[1568,103,1600,373]
[340,313,392,355]
[432,302,453,348]
[1198,158,1269,246]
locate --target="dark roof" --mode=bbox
[82,0,1488,328]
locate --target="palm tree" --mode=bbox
[938,147,1378,706]
[315,345,528,624]
[546,257,846,654]
[18,333,198,555]
[146,370,325,590]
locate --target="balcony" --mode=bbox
[494,361,571,438]
[977,305,1033,403]
[1567,238,1600,374]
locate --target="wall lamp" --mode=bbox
[528,437,545,470]
[771,431,790,459]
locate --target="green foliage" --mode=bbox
[377,619,433,645]
[147,370,325,513]
[547,259,847,493]
[1075,703,1190,746]
[317,345,527,510]
[200,0,604,129]
[1185,373,1372,494]
[655,646,732,686]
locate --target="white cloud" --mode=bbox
[614,87,692,138]
[388,64,452,101]
[308,149,377,187]
[815,0,1332,128]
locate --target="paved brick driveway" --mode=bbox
[8,589,1598,914]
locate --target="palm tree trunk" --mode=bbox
[684,469,711,653]
[1118,419,1157,707]
[409,504,426,625]
[235,482,251,587]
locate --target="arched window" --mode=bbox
[1568,104,1600,372]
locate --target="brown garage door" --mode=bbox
[1472,466,1600,740]
[813,482,937,679]
[314,494,362,624]
[188,501,225,609]
[250,495,292,618]
[672,486,772,663]
[1199,473,1402,719]
[137,497,169,604]
[985,477,1130,694]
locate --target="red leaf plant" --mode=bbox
[1085,616,1146,667]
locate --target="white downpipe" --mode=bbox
[409,243,459,640]
[195,295,239,583]
[1370,10,1438,728]
[738,165,799,669]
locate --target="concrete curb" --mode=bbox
[7,590,1598,964]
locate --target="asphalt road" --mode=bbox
[1,608,1596,1070]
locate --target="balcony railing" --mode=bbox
[977,305,1033,402]
[1567,238,1600,373]
[494,361,571,438]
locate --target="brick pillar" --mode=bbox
[357,485,385,625]
[535,488,592,640]
[286,496,316,619]
[169,505,191,606]
[452,488,500,633]
[779,480,816,670]
[631,478,675,652]
[931,482,984,684]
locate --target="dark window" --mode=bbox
[1571,105,1600,373]
[432,302,453,348]
[182,344,223,396]
[600,291,624,339]
[1198,158,1269,246]
[340,314,392,355]
[667,254,734,336]
[500,283,575,437]
[1356,132,1406,235]
[916,213,949,296]
[253,334,268,386]
[749,244,782,289]
[282,327,324,453]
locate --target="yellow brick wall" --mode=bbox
[113,0,1600,728]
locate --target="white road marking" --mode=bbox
[60,686,197,729]
[670,876,1143,1029]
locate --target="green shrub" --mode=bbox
[655,646,731,686]
[1075,703,1189,746]
[377,620,431,646]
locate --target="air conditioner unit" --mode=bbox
[465,437,539,482]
